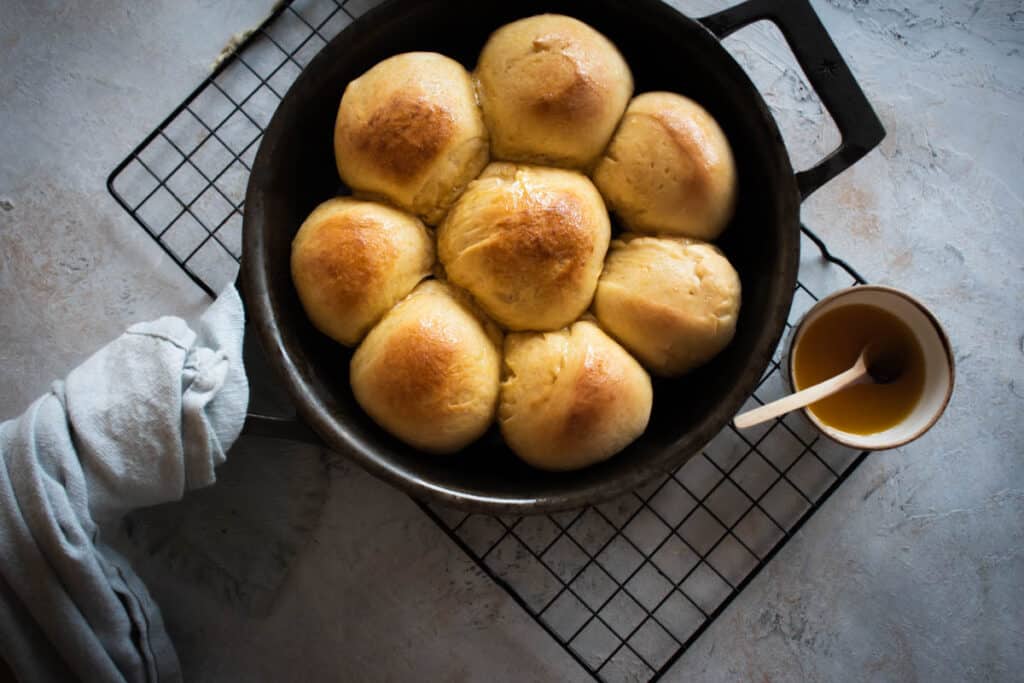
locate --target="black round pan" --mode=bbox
[242,0,884,513]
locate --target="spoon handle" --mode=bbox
[733,363,869,429]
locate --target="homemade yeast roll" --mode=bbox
[593,234,741,376]
[593,92,736,240]
[334,52,489,225]
[500,320,652,471]
[291,198,434,346]
[475,14,633,169]
[350,280,501,454]
[439,163,610,331]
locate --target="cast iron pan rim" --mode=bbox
[242,0,801,514]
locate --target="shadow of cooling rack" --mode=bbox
[107,1,871,680]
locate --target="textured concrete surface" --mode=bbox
[1,0,1022,681]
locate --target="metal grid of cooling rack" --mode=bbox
[108,0,361,297]
[421,260,867,681]
[107,1,871,681]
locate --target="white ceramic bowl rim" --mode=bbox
[787,285,955,451]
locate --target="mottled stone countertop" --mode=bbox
[1,1,1021,680]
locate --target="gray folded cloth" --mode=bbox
[0,285,248,682]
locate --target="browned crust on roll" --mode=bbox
[524,38,604,121]
[362,318,459,419]
[563,350,620,437]
[347,93,456,182]
[438,163,609,330]
[485,194,592,284]
[295,214,397,305]
[654,112,718,197]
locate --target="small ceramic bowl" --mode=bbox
[787,285,954,450]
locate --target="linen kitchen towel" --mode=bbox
[0,285,247,682]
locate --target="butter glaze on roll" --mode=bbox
[334,52,489,225]
[350,280,502,454]
[593,92,737,240]
[291,198,434,346]
[500,320,652,471]
[474,14,633,169]
[438,163,610,331]
[593,234,741,376]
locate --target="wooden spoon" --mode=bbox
[733,343,905,430]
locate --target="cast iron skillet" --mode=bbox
[242,0,884,513]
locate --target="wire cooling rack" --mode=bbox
[420,255,868,682]
[107,1,870,680]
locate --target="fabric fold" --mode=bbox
[0,285,248,682]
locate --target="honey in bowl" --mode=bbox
[793,303,926,435]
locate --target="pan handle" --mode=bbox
[242,412,322,444]
[699,0,885,200]
[236,277,324,445]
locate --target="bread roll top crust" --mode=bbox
[439,163,610,331]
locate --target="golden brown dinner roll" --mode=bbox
[593,234,741,376]
[438,163,610,331]
[350,280,502,454]
[334,52,489,225]
[592,92,737,240]
[500,320,652,471]
[475,14,633,169]
[291,198,434,346]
